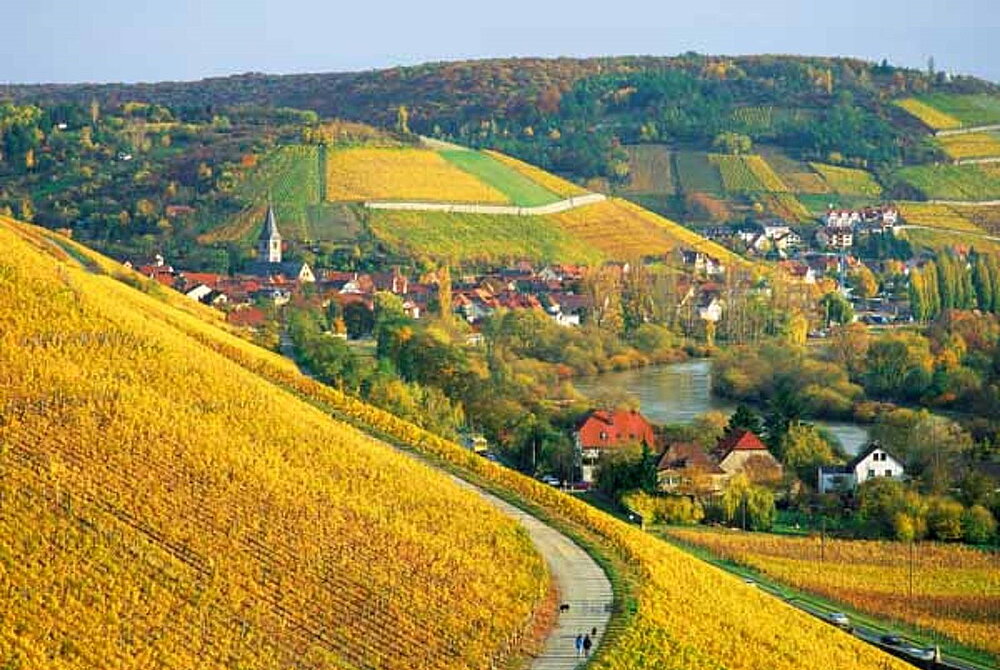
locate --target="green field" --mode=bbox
[797,193,881,214]
[367,209,603,265]
[621,145,675,194]
[711,154,789,193]
[675,151,724,194]
[439,150,561,206]
[897,163,1000,201]
[917,94,1000,128]
[899,227,1000,256]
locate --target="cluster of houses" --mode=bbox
[572,408,907,496]
[705,206,900,256]
[130,207,742,335]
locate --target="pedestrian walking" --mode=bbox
[583,633,592,657]
[575,633,584,657]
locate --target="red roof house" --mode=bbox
[714,429,783,483]
[575,409,656,483]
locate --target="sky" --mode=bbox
[5,0,999,84]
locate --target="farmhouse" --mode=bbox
[818,442,906,494]
[656,442,727,495]
[714,429,784,484]
[574,409,656,484]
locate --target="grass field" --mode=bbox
[936,132,1000,160]
[482,150,589,198]
[367,208,603,265]
[439,150,561,206]
[895,98,963,130]
[917,94,1000,128]
[621,145,675,194]
[0,217,548,670]
[898,163,1000,201]
[665,527,1000,660]
[711,154,789,193]
[900,227,1000,256]
[761,192,811,221]
[810,163,883,197]
[675,151,724,193]
[326,147,509,203]
[758,147,832,194]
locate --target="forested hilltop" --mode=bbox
[4,55,997,182]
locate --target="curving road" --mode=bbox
[449,477,613,669]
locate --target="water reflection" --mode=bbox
[574,359,870,455]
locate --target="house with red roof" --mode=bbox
[714,429,784,484]
[574,409,656,484]
[656,442,727,495]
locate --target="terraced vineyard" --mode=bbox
[438,150,561,206]
[898,163,1000,201]
[936,132,1000,160]
[898,203,987,233]
[325,147,510,203]
[482,151,589,197]
[895,98,963,130]
[0,218,548,670]
[665,527,1000,661]
[711,154,790,193]
[367,208,603,265]
[810,163,883,197]
[916,94,1000,128]
[199,145,321,243]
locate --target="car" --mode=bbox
[742,578,757,587]
[827,612,851,630]
[904,647,937,662]
[540,475,561,487]
[879,634,903,646]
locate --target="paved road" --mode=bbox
[450,477,613,669]
[936,123,1000,137]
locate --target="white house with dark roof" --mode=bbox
[817,442,906,494]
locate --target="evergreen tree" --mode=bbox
[726,404,762,436]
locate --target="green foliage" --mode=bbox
[712,132,752,155]
[961,504,998,544]
[916,93,1000,127]
[720,473,776,531]
[897,163,1000,201]
[621,490,705,525]
[781,422,838,483]
[596,443,659,499]
[819,291,854,325]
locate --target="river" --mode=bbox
[573,359,871,455]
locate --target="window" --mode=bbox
[885,469,893,477]
[599,431,608,440]
[867,469,875,479]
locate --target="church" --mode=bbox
[244,205,315,282]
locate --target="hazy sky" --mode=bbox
[5,0,999,84]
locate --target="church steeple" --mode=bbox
[257,205,282,263]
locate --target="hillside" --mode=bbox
[0,217,548,669]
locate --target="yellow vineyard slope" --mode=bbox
[0,219,546,670]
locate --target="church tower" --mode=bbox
[257,205,282,264]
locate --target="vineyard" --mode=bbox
[898,163,1000,201]
[898,203,986,233]
[325,147,510,203]
[664,527,1000,660]
[198,145,321,243]
[711,154,789,193]
[439,150,561,206]
[482,150,589,198]
[810,163,883,197]
[366,209,603,265]
[675,151,724,194]
[936,132,1000,160]
[916,94,1000,128]
[0,218,548,670]
[895,98,962,130]
[109,235,915,670]
[761,193,811,222]
[621,145,675,194]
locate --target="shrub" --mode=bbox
[961,504,997,544]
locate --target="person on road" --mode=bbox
[575,633,584,657]
[583,633,592,657]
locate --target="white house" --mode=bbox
[818,443,906,494]
[816,226,854,249]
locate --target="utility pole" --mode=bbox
[820,515,826,562]
[909,540,914,611]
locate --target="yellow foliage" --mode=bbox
[0,217,546,670]
[936,133,1000,160]
[896,98,962,130]
[325,147,509,203]
[667,527,1000,658]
